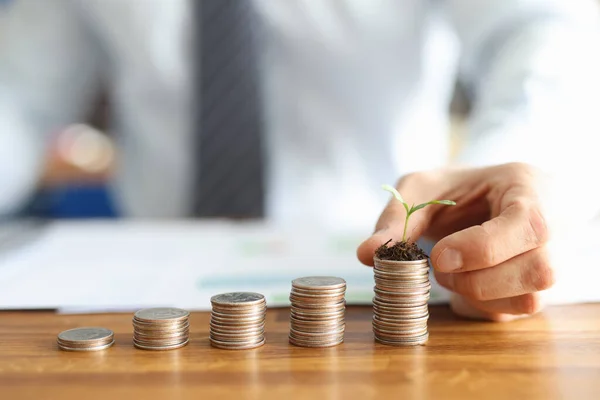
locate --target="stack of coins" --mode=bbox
[289,276,347,348]
[57,327,115,351]
[373,258,430,346]
[210,292,266,350]
[133,307,190,350]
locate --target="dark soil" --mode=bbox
[375,239,428,261]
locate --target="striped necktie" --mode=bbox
[193,0,265,218]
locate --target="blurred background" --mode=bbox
[0,0,599,222]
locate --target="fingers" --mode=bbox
[357,171,448,266]
[468,294,544,316]
[449,293,537,322]
[434,246,555,302]
[431,186,549,273]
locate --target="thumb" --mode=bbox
[356,194,432,266]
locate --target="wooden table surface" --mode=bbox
[1,305,599,400]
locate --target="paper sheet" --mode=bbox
[0,220,597,313]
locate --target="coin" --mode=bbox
[210,311,266,322]
[132,307,190,351]
[57,327,115,352]
[290,287,346,296]
[211,292,265,306]
[375,332,429,346]
[134,308,190,323]
[288,335,344,348]
[288,299,346,310]
[289,276,346,348]
[58,341,115,352]
[292,276,346,290]
[134,339,189,351]
[210,337,265,350]
[209,292,267,350]
[372,257,430,346]
[58,327,113,343]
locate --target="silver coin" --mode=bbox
[372,323,428,334]
[210,292,265,306]
[134,337,189,347]
[57,327,114,344]
[290,325,345,337]
[373,305,429,314]
[290,287,346,296]
[289,335,344,348]
[288,299,346,310]
[373,302,429,312]
[134,308,190,322]
[373,313,428,323]
[209,332,264,342]
[292,276,346,290]
[290,290,346,299]
[372,325,428,336]
[374,312,428,322]
[373,294,430,304]
[212,303,267,315]
[290,305,346,315]
[290,315,345,324]
[133,325,190,335]
[58,340,115,352]
[134,338,189,351]
[210,337,265,350]
[289,334,345,346]
[374,265,430,272]
[375,332,429,346]
[289,295,346,306]
[210,313,266,324]
[133,318,190,326]
[209,322,265,332]
[133,330,190,340]
[374,258,430,267]
[290,316,345,327]
[290,324,345,334]
[374,279,431,288]
[56,338,114,348]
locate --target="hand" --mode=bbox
[357,162,555,321]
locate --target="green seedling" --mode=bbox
[382,184,456,242]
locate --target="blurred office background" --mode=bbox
[0,0,598,220]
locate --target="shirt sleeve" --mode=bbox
[0,0,100,216]
[448,0,600,223]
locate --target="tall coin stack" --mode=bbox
[210,292,267,350]
[57,327,115,352]
[289,276,346,348]
[373,258,430,346]
[133,308,190,350]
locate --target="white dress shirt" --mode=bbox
[1,0,600,230]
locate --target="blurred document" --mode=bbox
[0,221,414,312]
[0,221,597,313]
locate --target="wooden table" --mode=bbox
[1,305,599,399]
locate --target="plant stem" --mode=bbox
[402,210,410,242]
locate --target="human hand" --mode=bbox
[357,163,555,321]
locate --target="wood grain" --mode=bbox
[1,305,599,400]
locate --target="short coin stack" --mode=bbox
[133,307,190,350]
[210,292,266,350]
[373,258,430,346]
[289,276,346,348]
[57,327,115,351]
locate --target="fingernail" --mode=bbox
[437,248,463,272]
